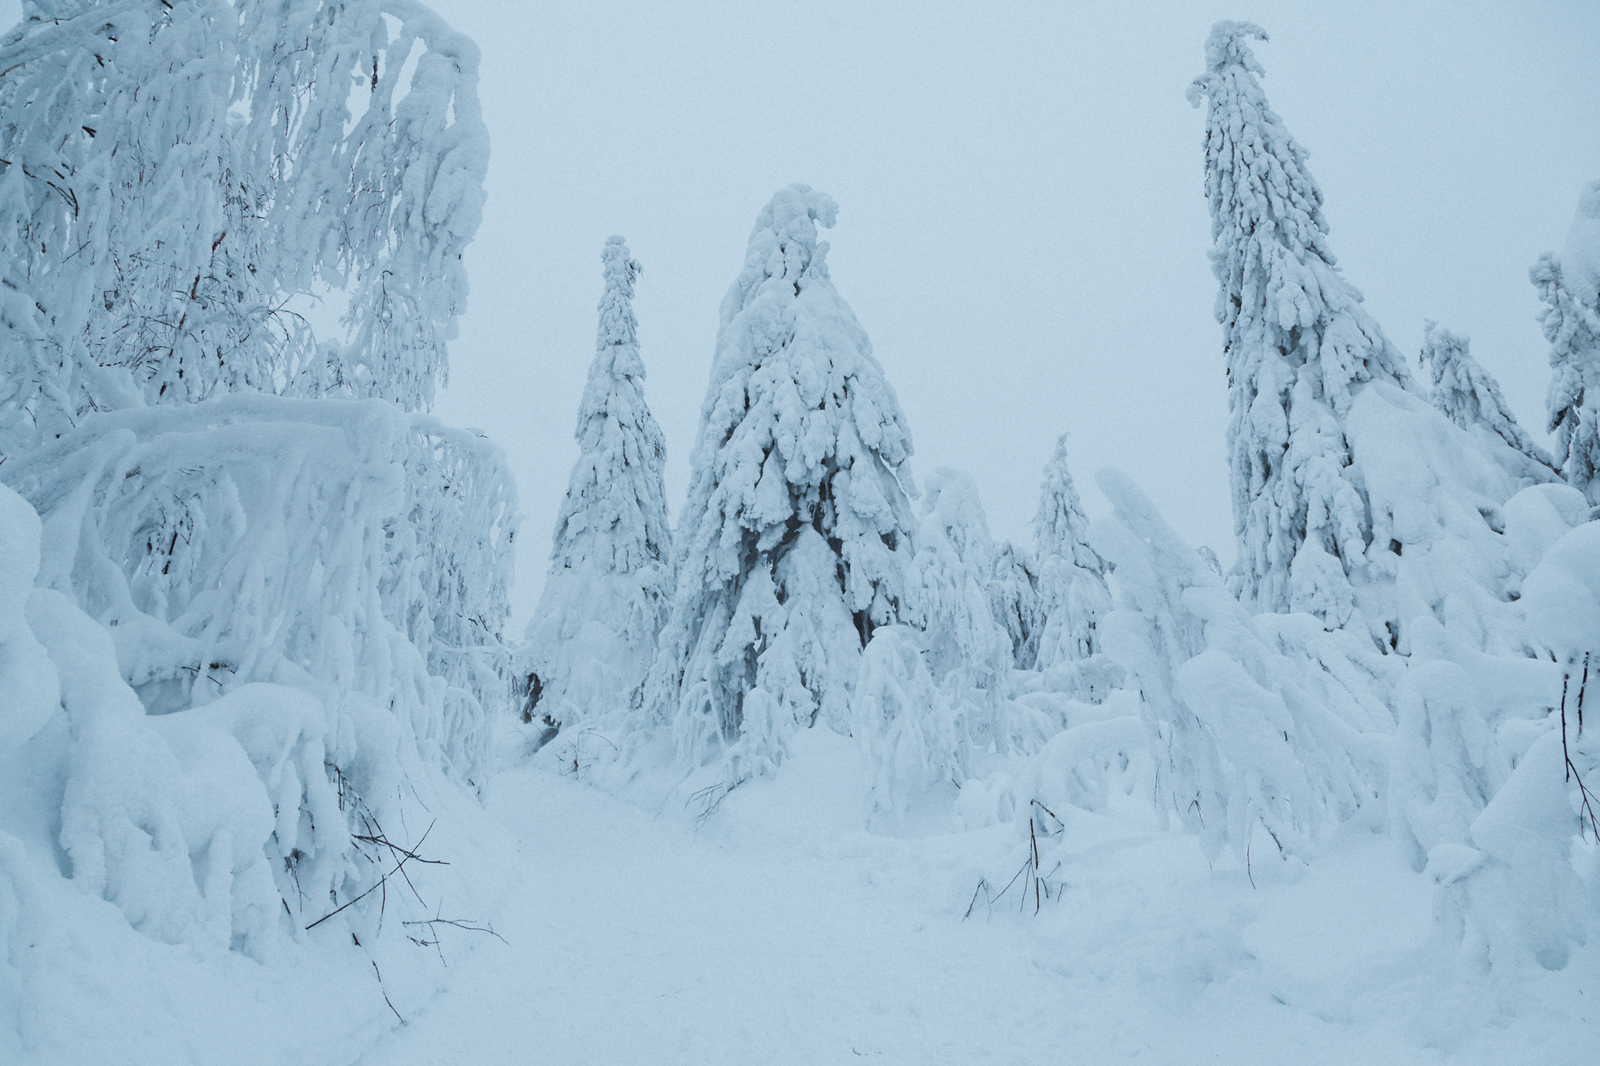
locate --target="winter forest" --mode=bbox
[1,2,1597,1063]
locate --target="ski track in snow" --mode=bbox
[350,738,1595,1066]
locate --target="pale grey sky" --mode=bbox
[433,0,1597,625]
[6,1,1595,628]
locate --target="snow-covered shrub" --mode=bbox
[986,539,1042,671]
[643,185,918,780]
[523,237,672,731]
[0,479,478,980]
[0,487,57,752]
[1031,434,1111,669]
[909,469,1052,761]
[1343,382,1548,656]
[1,394,516,786]
[850,625,961,813]
[0,0,487,452]
[1420,530,1597,972]
[1091,468,1395,863]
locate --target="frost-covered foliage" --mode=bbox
[524,237,673,729]
[985,540,1042,670]
[644,185,918,781]
[1090,469,1395,863]
[1031,434,1110,668]
[1534,181,1600,503]
[0,0,488,455]
[1,394,516,787]
[908,470,1052,764]
[1420,322,1560,481]
[1187,22,1416,631]
[0,481,489,1034]
[1406,519,1600,975]
[1345,381,1553,656]
[912,471,1010,707]
[849,625,961,813]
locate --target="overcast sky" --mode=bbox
[434,0,1597,626]
[7,1,1594,627]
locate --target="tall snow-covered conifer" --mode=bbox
[1032,434,1111,667]
[1535,180,1600,502]
[1188,22,1415,627]
[644,185,917,780]
[1419,321,1559,480]
[524,237,672,726]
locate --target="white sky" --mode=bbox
[433,0,1597,627]
[6,1,1595,628]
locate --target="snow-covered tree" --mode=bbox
[1419,321,1559,481]
[0,1,511,999]
[1089,468,1394,864]
[1031,434,1110,668]
[1187,22,1415,629]
[1534,181,1600,503]
[912,470,1010,707]
[523,237,673,729]
[986,540,1042,670]
[910,468,1045,759]
[0,0,487,456]
[644,184,918,781]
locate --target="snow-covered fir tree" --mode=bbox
[1187,22,1416,629]
[910,468,1035,755]
[1534,181,1600,503]
[1419,321,1559,480]
[643,184,918,781]
[523,237,673,730]
[1031,434,1111,668]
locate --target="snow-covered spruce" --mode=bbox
[642,185,918,782]
[1188,22,1416,633]
[1534,180,1600,503]
[0,0,487,458]
[1419,321,1560,482]
[1030,434,1111,669]
[522,237,673,733]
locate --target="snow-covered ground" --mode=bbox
[354,727,1596,1066]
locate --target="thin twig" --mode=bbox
[306,821,437,931]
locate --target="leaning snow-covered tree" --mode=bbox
[1534,180,1600,503]
[643,184,918,782]
[1031,433,1111,668]
[1187,21,1416,631]
[1419,321,1560,483]
[0,0,486,457]
[523,237,673,731]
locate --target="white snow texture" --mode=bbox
[4,9,1600,1065]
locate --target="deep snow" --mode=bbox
[352,727,1596,1066]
